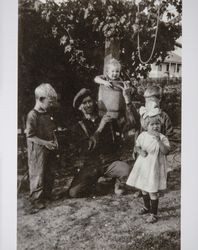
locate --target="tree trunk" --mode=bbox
[103,37,120,74]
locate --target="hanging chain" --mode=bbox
[137,2,161,64]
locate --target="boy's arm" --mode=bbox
[161,111,174,139]
[124,91,141,132]
[125,102,140,132]
[94,75,113,88]
[121,82,140,132]
[155,134,170,155]
[27,136,49,146]
[53,132,59,148]
[96,114,112,133]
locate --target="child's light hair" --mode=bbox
[141,114,162,130]
[35,83,57,100]
[144,85,162,99]
[105,58,121,72]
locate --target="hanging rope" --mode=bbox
[137,2,161,64]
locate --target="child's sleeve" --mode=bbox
[26,110,37,138]
[94,75,107,85]
[161,134,171,150]
[161,112,174,139]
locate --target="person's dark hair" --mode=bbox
[73,88,93,109]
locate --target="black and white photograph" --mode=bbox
[15,0,183,249]
[4,0,198,249]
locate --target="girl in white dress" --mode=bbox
[126,114,170,223]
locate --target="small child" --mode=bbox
[26,83,58,214]
[126,113,170,223]
[133,86,173,198]
[94,58,122,88]
[140,85,173,139]
[94,58,132,118]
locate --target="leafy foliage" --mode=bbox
[18,0,181,126]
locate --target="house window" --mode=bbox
[166,64,169,72]
[158,64,162,71]
[172,63,176,73]
[177,64,181,73]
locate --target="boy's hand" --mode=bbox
[140,149,148,157]
[103,80,113,88]
[88,135,97,151]
[45,141,57,150]
[97,114,112,133]
[119,81,134,104]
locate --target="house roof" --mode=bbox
[164,52,181,64]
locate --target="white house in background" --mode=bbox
[149,52,182,78]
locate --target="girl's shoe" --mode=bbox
[114,182,125,196]
[139,207,150,215]
[146,214,158,223]
[133,191,142,198]
[114,187,125,196]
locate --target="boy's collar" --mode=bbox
[34,105,47,113]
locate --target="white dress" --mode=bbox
[126,131,170,193]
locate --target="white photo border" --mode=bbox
[0,0,198,249]
[0,0,18,249]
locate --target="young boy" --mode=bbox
[25,83,58,214]
[140,86,173,139]
[94,58,131,118]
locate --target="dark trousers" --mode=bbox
[69,160,130,198]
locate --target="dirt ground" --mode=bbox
[17,136,181,250]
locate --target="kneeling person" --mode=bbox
[68,88,139,197]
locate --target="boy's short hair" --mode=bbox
[35,83,57,100]
[144,86,162,99]
[105,58,121,72]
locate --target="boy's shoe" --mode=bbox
[24,199,45,215]
[34,201,46,210]
[146,214,158,223]
[24,205,40,215]
[139,207,150,215]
